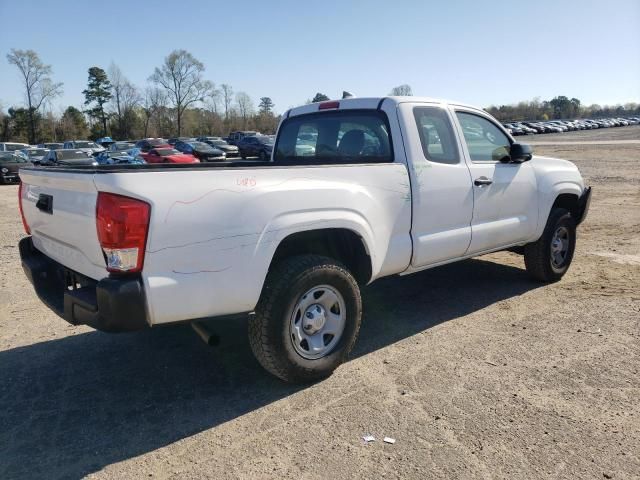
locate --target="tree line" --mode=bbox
[486,96,640,122]
[2,48,638,144]
[1,49,282,144]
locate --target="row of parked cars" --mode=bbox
[1,115,636,179]
[0,132,276,178]
[502,116,640,135]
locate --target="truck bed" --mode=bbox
[19,161,413,325]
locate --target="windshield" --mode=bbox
[274,110,392,164]
[155,148,181,156]
[57,150,90,160]
[210,140,228,146]
[147,139,165,146]
[0,152,29,163]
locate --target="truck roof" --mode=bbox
[287,96,478,118]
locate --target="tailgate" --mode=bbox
[20,168,107,280]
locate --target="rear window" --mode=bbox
[274,110,393,164]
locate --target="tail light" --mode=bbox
[96,192,150,273]
[18,181,31,234]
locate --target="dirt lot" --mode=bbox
[1,127,639,480]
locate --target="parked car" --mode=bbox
[174,141,226,162]
[95,148,146,165]
[503,123,524,135]
[63,140,104,155]
[135,138,167,152]
[0,142,30,152]
[198,138,240,158]
[511,122,536,134]
[109,141,137,153]
[40,149,98,166]
[140,146,199,164]
[237,135,274,160]
[37,142,64,150]
[227,131,259,145]
[541,123,564,133]
[0,152,32,183]
[19,148,49,163]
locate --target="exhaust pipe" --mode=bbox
[191,321,220,346]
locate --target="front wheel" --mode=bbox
[524,207,576,282]
[248,255,362,383]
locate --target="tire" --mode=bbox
[259,150,267,161]
[249,255,362,383]
[524,207,576,282]
[241,152,247,159]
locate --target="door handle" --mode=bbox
[474,177,493,186]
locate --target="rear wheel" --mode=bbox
[248,255,362,383]
[524,208,576,282]
[259,150,267,161]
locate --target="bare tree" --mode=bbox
[204,84,221,115]
[149,50,212,135]
[108,63,141,138]
[141,87,166,138]
[221,84,234,120]
[235,92,254,129]
[389,84,413,96]
[6,49,63,143]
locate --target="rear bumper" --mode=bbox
[19,237,149,332]
[576,186,592,225]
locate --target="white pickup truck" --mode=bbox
[18,96,591,382]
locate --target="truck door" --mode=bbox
[453,109,538,253]
[398,103,474,267]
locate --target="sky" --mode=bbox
[1,0,639,115]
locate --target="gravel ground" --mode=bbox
[1,127,639,480]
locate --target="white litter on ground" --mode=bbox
[362,435,375,443]
[383,437,396,444]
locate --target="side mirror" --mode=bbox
[508,143,533,163]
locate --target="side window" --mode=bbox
[413,107,459,164]
[456,112,511,162]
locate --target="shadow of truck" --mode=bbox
[0,256,540,479]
